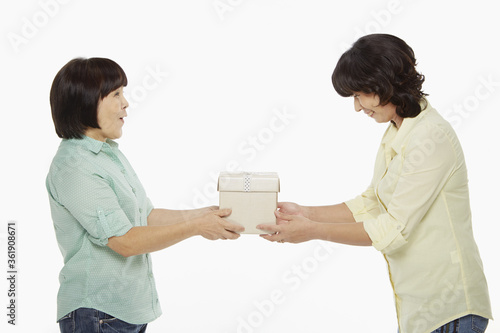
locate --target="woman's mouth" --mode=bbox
[365,110,374,117]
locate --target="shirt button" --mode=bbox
[139,208,143,213]
[121,169,126,174]
[132,188,136,193]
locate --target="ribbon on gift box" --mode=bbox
[243,173,251,192]
[217,172,279,193]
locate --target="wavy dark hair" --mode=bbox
[332,34,427,118]
[50,57,128,139]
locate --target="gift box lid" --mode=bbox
[218,172,280,193]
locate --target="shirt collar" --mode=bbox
[384,99,430,154]
[65,136,119,154]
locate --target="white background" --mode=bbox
[1,0,499,332]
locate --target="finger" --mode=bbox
[220,219,245,233]
[213,208,232,217]
[277,202,294,211]
[259,232,283,242]
[256,223,281,233]
[259,234,275,241]
[274,210,293,221]
[222,229,240,240]
[276,218,288,225]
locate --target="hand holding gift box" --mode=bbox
[218,172,279,234]
[257,202,321,243]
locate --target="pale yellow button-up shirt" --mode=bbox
[345,101,492,333]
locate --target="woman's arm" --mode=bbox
[258,211,371,246]
[279,202,356,223]
[147,206,217,226]
[108,209,244,257]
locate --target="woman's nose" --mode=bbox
[354,97,362,112]
[122,96,129,109]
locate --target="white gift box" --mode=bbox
[218,172,280,234]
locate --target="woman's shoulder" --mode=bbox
[410,102,458,140]
[405,103,464,160]
[48,138,107,182]
[51,139,93,166]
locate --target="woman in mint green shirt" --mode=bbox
[46,57,244,333]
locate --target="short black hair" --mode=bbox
[50,57,128,139]
[332,34,427,118]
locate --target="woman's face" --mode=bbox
[85,86,129,142]
[353,92,403,128]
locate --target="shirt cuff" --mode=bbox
[363,214,408,254]
[345,194,379,222]
[88,209,134,246]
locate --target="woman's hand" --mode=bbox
[277,202,309,219]
[257,210,316,244]
[204,205,219,212]
[189,209,245,240]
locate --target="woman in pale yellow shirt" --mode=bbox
[257,34,492,333]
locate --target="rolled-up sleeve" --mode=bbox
[344,187,381,222]
[363,123,457,254]
[363,213,407,253]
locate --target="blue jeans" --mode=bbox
[429,315,489,333]
[398,314,489,333]
[59,308,147,333]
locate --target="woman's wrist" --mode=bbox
[184,218,202,238]
[301,206,313,220]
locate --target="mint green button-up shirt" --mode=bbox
[46,136,161,324]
